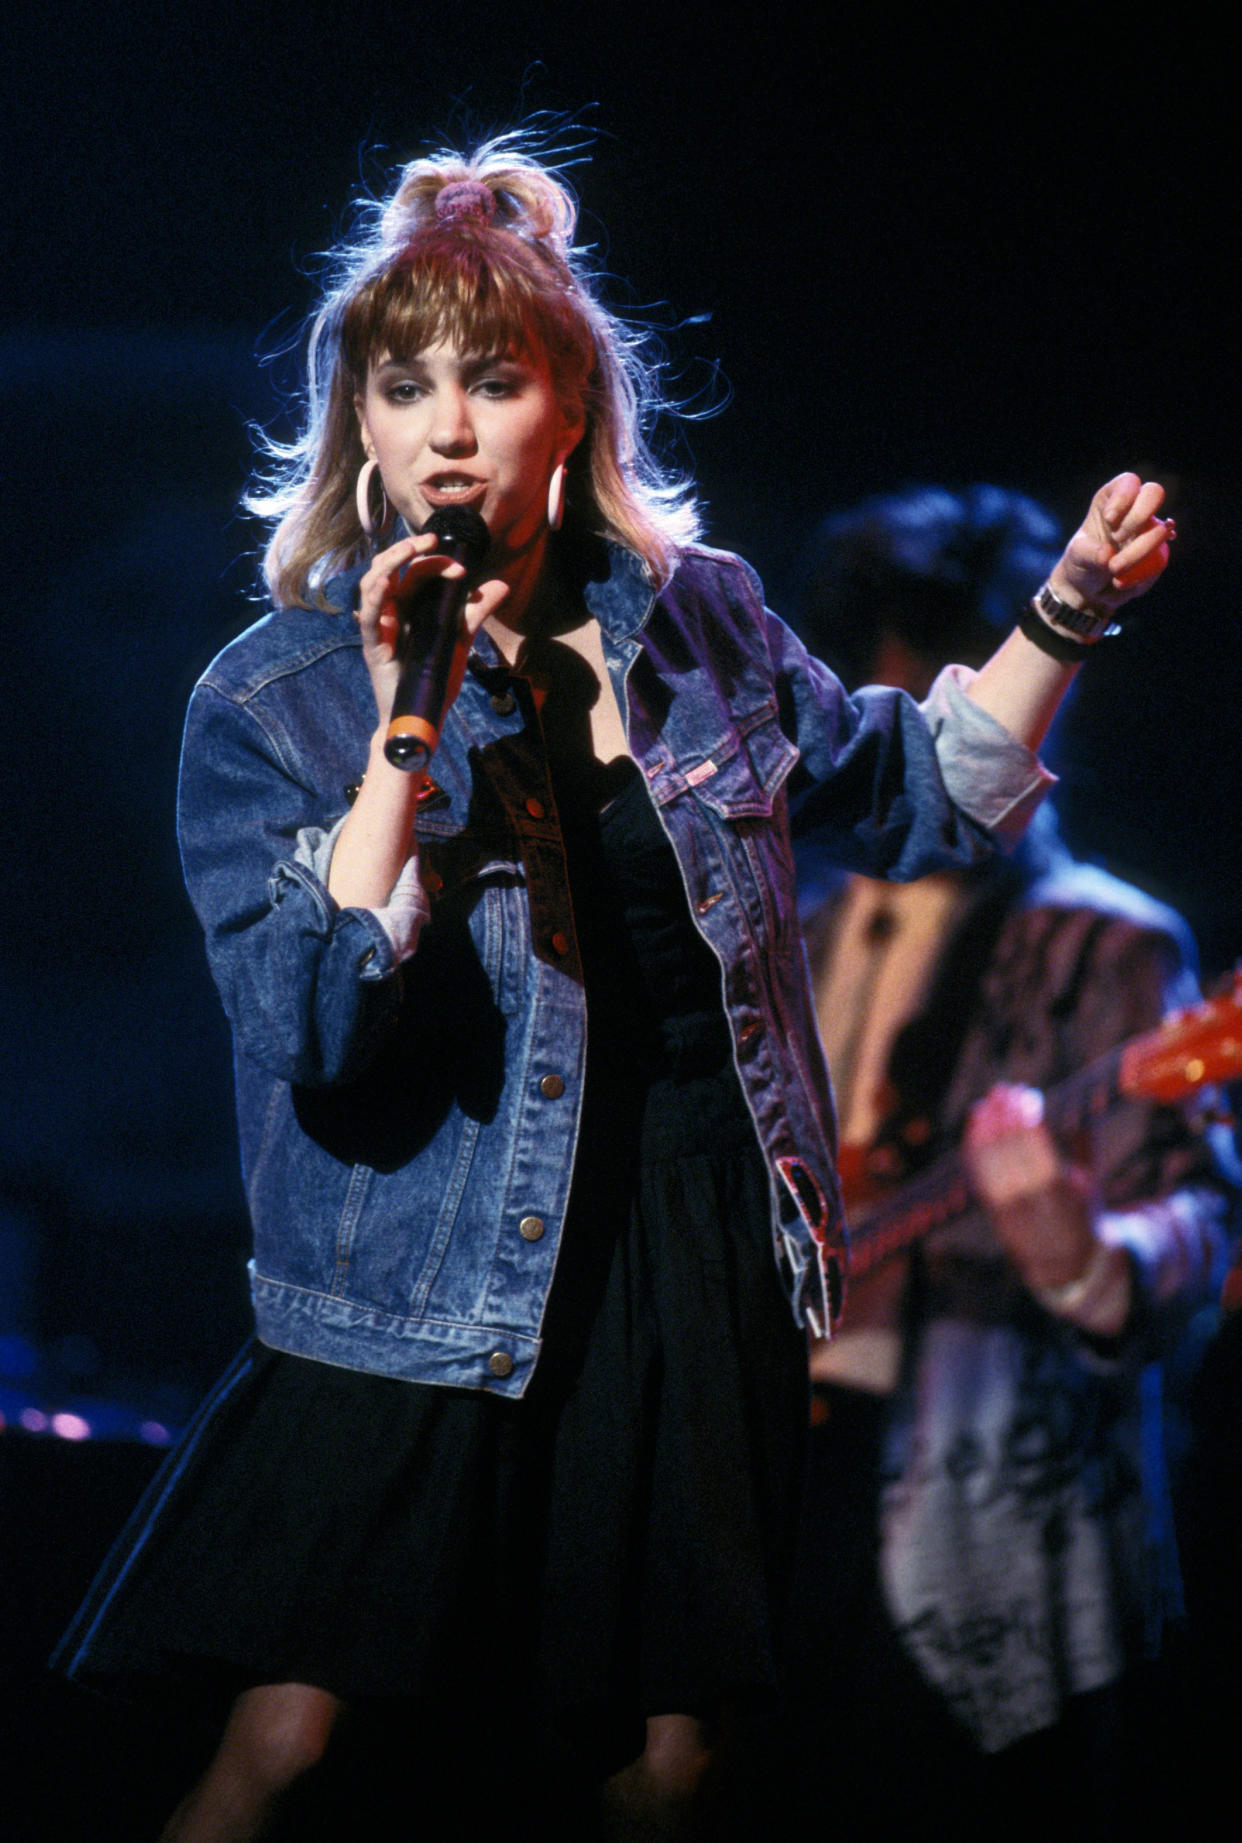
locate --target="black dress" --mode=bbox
[57,747,808,1775]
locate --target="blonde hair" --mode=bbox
[249,136,700,607]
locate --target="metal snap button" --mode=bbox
[519,1216,545,1242]
[540,1074,565,1100]
[488,1351,514,1379]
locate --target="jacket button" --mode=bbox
[488,1351,514,1379]
[357,946,376,969]
[550,931,570,956]
[526,796,546,819]
[696,891,723,915]
[519,1215,545,1242]
[540,1074,565,1099]
[490,690,517,715]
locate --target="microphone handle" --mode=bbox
[382,506,489,772]
[384,572,467,770]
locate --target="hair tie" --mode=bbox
[434,180,497,229]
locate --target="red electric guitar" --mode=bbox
[841,974,1242,1278]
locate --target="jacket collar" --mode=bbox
[580,539,657,643]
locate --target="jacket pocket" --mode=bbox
[684,708,799,820]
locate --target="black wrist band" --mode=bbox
[1016,600,1095,664]
[1032,580,1118,642]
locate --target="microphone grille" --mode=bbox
[421,506,489,569]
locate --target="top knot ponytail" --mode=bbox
[430,180,498,231]
[377,143,578,262]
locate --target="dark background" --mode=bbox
[2,0,1239,1763]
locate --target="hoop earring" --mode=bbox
[356,458,390,539]
[547,461,566,533]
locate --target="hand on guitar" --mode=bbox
[963,1083,1132,1336]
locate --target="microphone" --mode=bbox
[383,506,490,771]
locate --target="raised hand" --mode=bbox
[1049,472,1174,612]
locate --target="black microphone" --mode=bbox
[384,506,490,771]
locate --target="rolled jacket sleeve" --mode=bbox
[178,682,418,1088]
[767,606,1053,880]
[292,816,430,968]
[920,664,1057,849]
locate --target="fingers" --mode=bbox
[355,536,465,657]
[1102,483,1173,598]
[356,536,426,644]
[962,1083,1105,1298]
[1111,476,1165,532]
[1095,471,1144,525]
[463,578,510,637]
[359,532,436,602]
[354,544,509,731]
[1092,474,1164,546]
[963,1083,1063,1206]
[1099,475,1165,547]
[1055,473,1174,609]
[1108,525,1171,591]
[966,1082,1045,1140]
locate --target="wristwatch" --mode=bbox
[1031,581,1119,644]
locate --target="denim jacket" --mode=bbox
[178,540,1050,1396]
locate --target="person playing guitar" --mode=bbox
[784,485,1238,1841]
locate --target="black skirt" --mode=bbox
[57,770,808,1772]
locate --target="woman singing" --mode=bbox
[56,137,1172,1839]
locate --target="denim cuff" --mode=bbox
[370,853,431,965]
[921,664,1056,848]
[292,818,429,969]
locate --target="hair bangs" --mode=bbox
[344,236,563,382]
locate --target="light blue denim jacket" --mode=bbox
[178,541,1051,1395]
